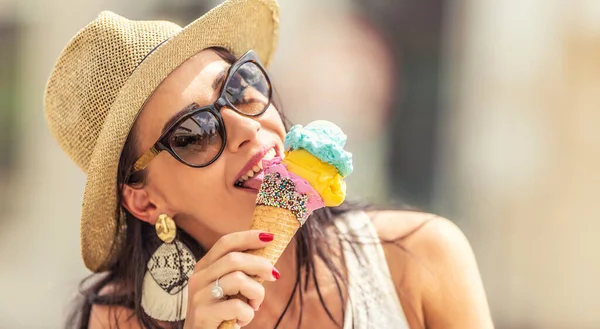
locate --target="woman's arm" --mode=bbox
[371,211,494,329]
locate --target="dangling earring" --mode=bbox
[141,214,195,322]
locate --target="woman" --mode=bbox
[44,0,493,328]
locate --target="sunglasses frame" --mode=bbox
[131,50,273,174]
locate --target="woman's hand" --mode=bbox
[183,230,279,329]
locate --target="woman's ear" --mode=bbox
[121,184,158,225]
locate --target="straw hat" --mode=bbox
[44,0,280,272]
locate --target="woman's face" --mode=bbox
[126,49,286,248]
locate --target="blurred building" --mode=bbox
[437,1,600,328]
[0,0,599,328]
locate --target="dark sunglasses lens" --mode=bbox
[225,62,270,115]
[169,111,223,166]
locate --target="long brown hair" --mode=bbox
[66,47,411,329]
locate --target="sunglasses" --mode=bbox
[131,50,272,174]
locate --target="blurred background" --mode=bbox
[0,0,599,328]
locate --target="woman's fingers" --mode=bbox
[190,299,255,329]
[185,230,277,328]
[192,252,278,289]
[212,299,255,328]
[194,230,274,272]
[194,271,266,311]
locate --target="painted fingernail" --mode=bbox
[259,232,274,242]
[272,268,280,280]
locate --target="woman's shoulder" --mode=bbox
[367,209,465,250]
[367,210,493,328]
[367,209,476,283]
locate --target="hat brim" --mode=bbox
[80,0,279,272]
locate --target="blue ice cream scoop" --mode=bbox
[284,120,353,177]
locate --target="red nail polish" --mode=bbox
[272,268,280,280]
[259,232,274,242]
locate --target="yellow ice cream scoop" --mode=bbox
[283,149,346,206]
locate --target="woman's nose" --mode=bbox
[221,107,260,153]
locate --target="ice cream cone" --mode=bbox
[246,205,301,262]
[217,205,299,329]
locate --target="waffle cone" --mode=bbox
[218,205,300,329]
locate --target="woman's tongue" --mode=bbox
[241,171,264,190]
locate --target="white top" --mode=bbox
[335,211,410,329]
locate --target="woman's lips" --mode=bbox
[234,146,277,187]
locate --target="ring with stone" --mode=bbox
[211,276,225,299]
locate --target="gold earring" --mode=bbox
[156,213,177,243]
[142,213,195,322]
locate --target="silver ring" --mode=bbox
[211,277,224,299]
